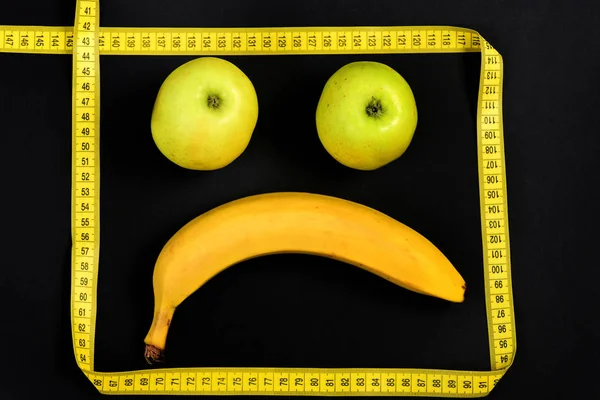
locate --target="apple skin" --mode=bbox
[315,61,418,171]
[151,57,259,170]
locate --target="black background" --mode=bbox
[1,0,599,399]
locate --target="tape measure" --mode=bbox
[1,0,515,396]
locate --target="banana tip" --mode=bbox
[144,344,164,365]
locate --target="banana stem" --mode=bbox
[144,306,175,364]
[144,344,164,365]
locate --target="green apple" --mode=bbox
[151,57,259,170]
[315,61,418,171]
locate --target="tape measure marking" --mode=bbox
[71,0,100,374]
[1,26,484,55]
[477,46,515,371]
[85,368,505,395]
[1,0,515,396]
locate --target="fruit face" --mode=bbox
[151,57,259,170]
[315,61,418,171]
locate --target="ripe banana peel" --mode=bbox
[144,192,466,364]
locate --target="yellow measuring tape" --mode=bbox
[1,0,515,396]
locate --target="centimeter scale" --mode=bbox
[0,0,515,396]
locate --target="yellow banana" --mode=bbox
[143,192,466,364]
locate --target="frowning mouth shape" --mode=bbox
[143,191,466,364]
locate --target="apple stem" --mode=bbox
[207,94,221,109]
[366,97,384,119]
